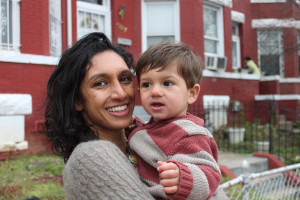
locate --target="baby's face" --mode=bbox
[138,64,192,122]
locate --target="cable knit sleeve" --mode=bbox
[63,140,155,200]
[166,126,221,200]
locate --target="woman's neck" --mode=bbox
[97,129,127,154]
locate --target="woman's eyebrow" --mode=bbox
[87,73,106,84]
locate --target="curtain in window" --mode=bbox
[0,0,12,46]
[204,7,218,54]
[50,0,62,56]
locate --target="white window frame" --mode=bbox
[203,3,225,70]
[257,30,283,76]
[0,0,20,52]
[141,0,180,52]
[232,23,240,70]
[76,0,111,40]
[49,0,62,57]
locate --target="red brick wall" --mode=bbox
[283,28,299,77]
[111,0,141,60]
[20,0,49,55]
[180,0,204,61]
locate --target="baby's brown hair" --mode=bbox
[135,42,203,88]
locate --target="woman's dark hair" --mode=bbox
[43,32,133,162]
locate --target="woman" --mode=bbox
[44,32,154,199]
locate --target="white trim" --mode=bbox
[203,69,260,80]
[255,94,300,101]
[205,0,232,7]
[67,0,72,48]
[0,52,59,65]
[231,11,245,24]
[279,78,300,83]
[260,76,300,83]
[252,19,300,30]
[251,0,286,3]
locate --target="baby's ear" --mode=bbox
[187,84,200,104]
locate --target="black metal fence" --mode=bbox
[188,100,300,165]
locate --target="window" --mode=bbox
[257,30,283,76]
[0,0,20,51]
[142,0,180,51]
[77,0,111,40]
[49,0,62,57]
[203,4,224,69]
[232,23,241,70]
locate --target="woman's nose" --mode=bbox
[111,82,127,99]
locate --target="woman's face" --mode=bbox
[75,50,135,136]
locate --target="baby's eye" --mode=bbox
[163,81,173,86]
[141,82,151,88]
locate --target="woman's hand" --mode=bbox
[157,161,180,194]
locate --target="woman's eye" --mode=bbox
[93,81,106,87]
[141,82,151,88]
[164,81,173,86]
[120,76,132,83]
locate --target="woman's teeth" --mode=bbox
[107,105,127,112]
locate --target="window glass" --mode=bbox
[78,0,102,4]
[0,0,20,51]
[77,0,110,40]
[142,0,179,50]
[204,8,217,38]
[232,23,240,69]
[49,0,62,57]
[1,0,12,46]
[203,4,224,69]
[258,30,282,76]
[203,5,223,57]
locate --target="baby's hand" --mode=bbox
[157,161,180,194]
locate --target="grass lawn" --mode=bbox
[0,154,66,200]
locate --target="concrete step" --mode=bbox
[218,152,268,176]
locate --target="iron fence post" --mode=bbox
[268,100,274,154]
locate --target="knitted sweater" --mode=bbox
[128,114,221,200]
[63,140,155,200]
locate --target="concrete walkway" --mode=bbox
[218,151,269,176]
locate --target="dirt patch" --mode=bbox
[32,175,63,186]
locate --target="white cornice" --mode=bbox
[231,10,245,24]
[252,18,300,29]
[251,0,286,3]
[205,0,232,8]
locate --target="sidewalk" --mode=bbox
[218,151,269,176]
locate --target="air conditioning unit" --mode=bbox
[205,55,227,71]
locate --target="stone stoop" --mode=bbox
[0,94,32,160]
[219,152,269,177]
